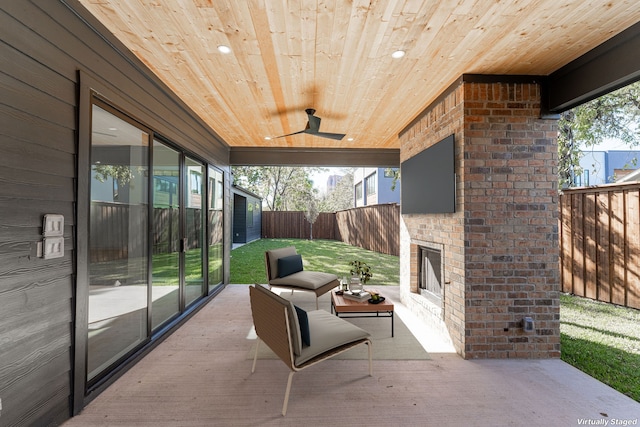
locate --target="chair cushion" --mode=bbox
[295,310,370,366]
[269,271,338,290]
[266,246,297,280]
[252,284,303,356]
[294,305,310,347]
[278,254,304,277]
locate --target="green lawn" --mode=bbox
[230,238,399,285]
[560,293,640,402]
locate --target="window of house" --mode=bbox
[355,182,363,200]
[384,168,398,178]
[365,173,376,195]
[247,201,254,226]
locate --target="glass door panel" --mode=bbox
[151,141,180,330]
[87,104,149,382]
[208,167,224,291]
[184,157,205,306]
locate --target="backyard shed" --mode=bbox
[232,185,262,245]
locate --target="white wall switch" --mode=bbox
[43,237,64,259]
[43,214,64,237]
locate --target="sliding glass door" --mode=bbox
[87,104,150,382]
[208,167,224,292]
[151,141,181,330]
[184,157,205,307]
[86,101,224,387]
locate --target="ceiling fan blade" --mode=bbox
[313,132,346,140]
[272,129,306,139]
[306,111,321,132]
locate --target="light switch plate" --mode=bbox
[43,214,64,237]
[43,237,64,259]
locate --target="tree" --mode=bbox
[304,199,319,239]
[384,167,400,191]
[232,166,323,211]
[318,170,354,212]
[559,81,640,188]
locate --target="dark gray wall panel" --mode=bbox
[0,104,76,154]
[0,0,231,425]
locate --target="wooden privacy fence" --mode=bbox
[262,203,400,256]
[336,204,399,256]
[262,211,338,240]
[560,183,640,310]
[261,204,400,256]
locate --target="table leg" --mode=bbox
[391,311,394,337]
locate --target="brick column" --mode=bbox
[463,81,560,358]
[399,76,560,359]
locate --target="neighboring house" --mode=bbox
[353,167,400,207]
[617,167,640,183]
[232,185,262,245]
[326,174,342,192]
[573,150,640,186]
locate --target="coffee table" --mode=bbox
[330,290,395,337]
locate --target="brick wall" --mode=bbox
[400,84,467,354]
[399,76,560,359]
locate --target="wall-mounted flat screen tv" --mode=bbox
[401,134,455,214]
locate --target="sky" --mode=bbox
[309,167,345,193]
[587,137,636,151]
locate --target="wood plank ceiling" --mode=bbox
[77,0,640,150]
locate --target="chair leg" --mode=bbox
[367,341,373,376]
[282,371,295,416]
[251,338,260,373]
[315,296,319,310]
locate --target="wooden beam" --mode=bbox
[229,147,399,167]
[547,22,640,113]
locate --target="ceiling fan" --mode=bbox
[273,108,346,141]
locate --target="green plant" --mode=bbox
[349,260,372,284]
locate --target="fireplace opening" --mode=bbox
[418,246,442,300]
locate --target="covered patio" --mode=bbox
[3,1,640,425]
[63,285,639,426]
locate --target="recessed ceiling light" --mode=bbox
[391,50,405,59]
[264,136,272,140]
[347,137,354,141]
[217,45,231,54]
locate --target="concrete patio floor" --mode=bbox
[63,285,639,427]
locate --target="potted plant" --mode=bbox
[349,260,372,285]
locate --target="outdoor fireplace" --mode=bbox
[418,245,442,300]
